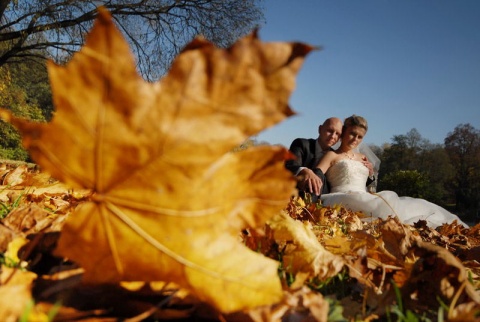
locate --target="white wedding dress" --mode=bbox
[320,159,467,228]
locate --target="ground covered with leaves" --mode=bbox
[0,163,479,321]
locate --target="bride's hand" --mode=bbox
[362,156,374,177]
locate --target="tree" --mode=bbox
[0,0,263,160]
[418,145,455,204]
[444,124,480,214]
[380,128,428,174]
[0,63,47,161]
[378,129,454,205]
[0,0,264,80]
[380,170,429,199]
[6,60,53,118]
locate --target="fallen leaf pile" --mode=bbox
[243,197,480,321]
[0,7,479,322]
[0,166,478,321]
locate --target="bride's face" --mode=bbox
[341,125,366,150]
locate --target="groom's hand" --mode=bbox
[362,156,374,177]
[298,168,323,196]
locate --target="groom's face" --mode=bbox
[319,119,342,150]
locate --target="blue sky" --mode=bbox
[256,1,480,147]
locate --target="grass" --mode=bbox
[0,186,27,219]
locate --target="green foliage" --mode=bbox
[0,119,29,161]
[0,252,23,269]
[380,129,427,174]
[444,123,480,214]
[18,299,60,322]
[385,281,438,322]
[0,188,27,219]
[417,147,455,204]
[0,61,50,161]
[380,170,429,198]
[18,300,36,322]
[277,250,295,286]
[379,124,480,219]
[306,271,351,321]
[326,298,348,322]
[0,65,50,120]
[0,145,29,161]
[8,62,54,120]
[307,269,352,299]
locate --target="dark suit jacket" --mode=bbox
[285,138,331,196]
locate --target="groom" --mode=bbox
[285,117,375,200]
[285,117,343,199]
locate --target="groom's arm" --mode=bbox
[285,138,307,174]
[367,176,376,186]
[286,139,324,196]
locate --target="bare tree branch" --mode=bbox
[0,0,264,80]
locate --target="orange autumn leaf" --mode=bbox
[2,164,28,187]
[0,267,38,321]
[0,8,314,313]
[268,211,344,279]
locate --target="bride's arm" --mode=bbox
[315,151,336,174]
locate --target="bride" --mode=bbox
[316,115,467,228]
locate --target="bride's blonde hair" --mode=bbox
[344,114,368,132]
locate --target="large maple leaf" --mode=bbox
[0,8,314,312]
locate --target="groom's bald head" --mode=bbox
[318,117,343,150]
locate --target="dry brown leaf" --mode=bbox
[2,164,28,187]
[4,236,29,264]
[0,224,16,252]
[268,211,344,279]
[405,241,480,305]
[29,182,79,197]
[377,217,417,260]
[237,286,329,322]
[322,233,354,254]
[0,8,314,313]
[0,267,37,322]
[278,194,480,320]
[2,204,58,234]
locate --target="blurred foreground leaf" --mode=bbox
[0,7,313,313]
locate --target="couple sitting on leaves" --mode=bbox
[285,115,468,229]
